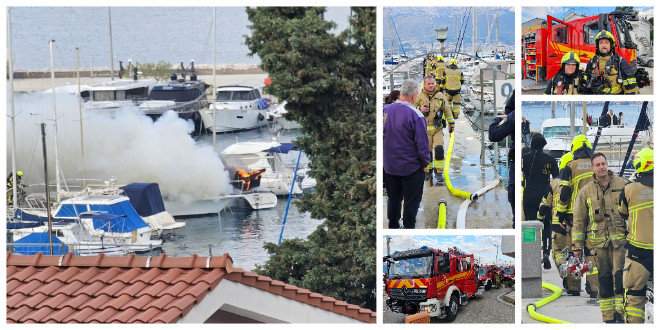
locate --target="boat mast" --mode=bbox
[212,7,217,149]
[472,7,475,54]
[8,8,18,209]
[387,11,394,57]
[49,39,62,203]
[108,7,115,80]
[41,123,54,255]
[76,47,87,187]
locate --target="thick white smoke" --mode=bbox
[6,91,232,205]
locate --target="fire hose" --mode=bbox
[526,282,571,324]
[442,132,501,229]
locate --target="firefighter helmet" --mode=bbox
[17,171,23,176]
[437,55,444,62]
[449,59,458,66]
[561,52,579,66]
[570,135,592,154]
[594,30,617,49]
[633,148,653,173]
[559,152,574,170]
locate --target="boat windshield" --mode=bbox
[543,125,579,138]
[217,90,258,102]
[388,256,434,279]
[149,89,199,102]
[503,268,514,275]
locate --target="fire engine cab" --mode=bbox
[502,266,515,286]
[477,264,498,290]
[522,11,648,89]
[384,246,482,322]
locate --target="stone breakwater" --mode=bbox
[11,64,264,79]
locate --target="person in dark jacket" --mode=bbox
[521,117,531,148]
[489,90,515,228]
[522,132,559,268]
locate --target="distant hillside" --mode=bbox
[383,7,515,51]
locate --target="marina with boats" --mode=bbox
[5,7,319,270]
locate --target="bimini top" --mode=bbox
[56,196,149,233]
[121,183,167,217]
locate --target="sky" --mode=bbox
[522,6,654,23]
[383,235,514,266]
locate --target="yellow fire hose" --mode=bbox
[437,200,446,229]
[443,132,473,200]
[526,282,571,324]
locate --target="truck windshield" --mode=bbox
[503,268,514,275]
[478,268,487,276]
[613,17,636,50]
[389,256,434,278]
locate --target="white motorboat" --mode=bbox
[221,141,315,196]
[541,117,652,156]
[200,84,271,133]
[82,78,156,110]
[269,102,301,130]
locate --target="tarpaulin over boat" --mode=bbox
[55,197,149,233]
[14,233,69,255]
[121,183,166,217]
[265,143,298,154]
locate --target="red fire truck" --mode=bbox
[522,11,644,88]
[502,266,515,286]
[477,265,498,290]
[384,246,482,322]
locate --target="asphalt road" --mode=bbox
[383,285,515,324]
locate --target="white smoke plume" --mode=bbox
[6,91,232,205]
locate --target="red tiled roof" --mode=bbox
[6,252,376,323]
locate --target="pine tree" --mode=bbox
[245,7,376,311]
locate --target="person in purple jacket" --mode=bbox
[383,79,431,229]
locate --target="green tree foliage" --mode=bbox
[138,61,174,82]
[245,7,376,311]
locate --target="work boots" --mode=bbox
[543,251,551,270]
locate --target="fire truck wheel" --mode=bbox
[485,281,492,291]
[445,294,459,322]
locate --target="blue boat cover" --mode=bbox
[266,143,299,154]
[56,199,148,233]
[121,183,166,217]
[14,233,69,255]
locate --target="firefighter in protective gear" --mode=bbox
[414,76,455,182]
[583,31,638,95]
[6,171,25,205]
[544,52,585,95]
[435,55,447,91]
[424,55,436,78]
[619,148,653,323]
[442,59,464,119]
[538,153,583,295]
[573,153,629,323]
[556,135,600,297]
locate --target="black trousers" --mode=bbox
[384,167,425,229]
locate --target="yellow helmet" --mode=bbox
[633,148,653,173]
[561,52,579,66]
[17,171,23,176]
[570,135,592,154]
[559,152,574,170]
[449,59,458,66]
[437,55,444,62]
[594,30,617,49]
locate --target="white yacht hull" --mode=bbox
[201,107,270,133]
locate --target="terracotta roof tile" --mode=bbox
[125,294,156,311]
[116,268,145,284]
[115,281,149,297]
[6,252,375,324]
[107,307,140,323]
[36,293,70,309]
[22,306,54,323]
[52,280,85,296]
[152,268,184,284]
[80,293,112,310]
[143,294,176,310]
[47,267,82,283]
[44,306,76,323]
[6,305,33,322]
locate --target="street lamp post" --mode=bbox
[494,244,499,266]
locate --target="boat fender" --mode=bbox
[258,113,265,121]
